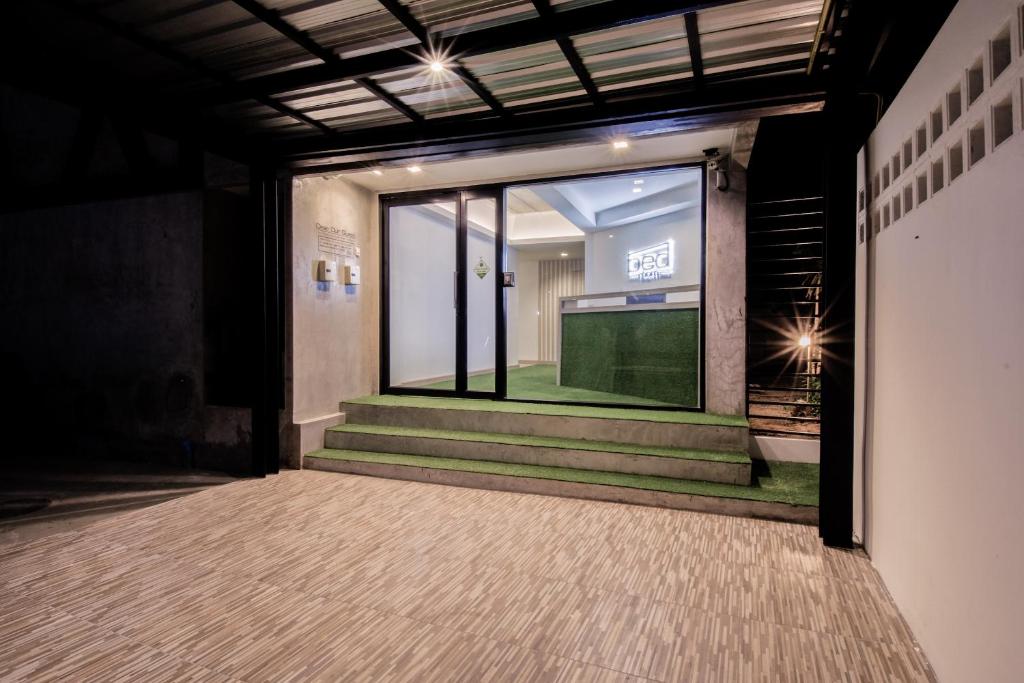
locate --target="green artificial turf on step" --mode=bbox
[347,394,748,428]
[306,449,818,507]
[422,364,679,407]
[328,423,749,464]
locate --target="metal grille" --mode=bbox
[746,196,822,438]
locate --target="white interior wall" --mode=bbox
[584,208,701,294]
[388,205,457,385]
[516,255,540,363]
[858,2,1024,680]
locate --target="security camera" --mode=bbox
[703,147,730,191]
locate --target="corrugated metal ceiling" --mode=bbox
[14,0,831,141]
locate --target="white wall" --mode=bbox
[858,2,1024,680]
[584,208,701,294]
[515,254,540,363]
[388,204,457,385]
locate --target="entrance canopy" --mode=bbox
[8,0,845,171]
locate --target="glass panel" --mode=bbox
[505,167,703,407]
[388,201,457,388]
[466,197,498,392]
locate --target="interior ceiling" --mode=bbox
[342,125,736,192]
[4,0,845,170]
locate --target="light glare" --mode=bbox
[407,165,422,173]
[612,139,629,150]
[798,335,812,348]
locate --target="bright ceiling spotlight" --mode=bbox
[612,139,630,150]
[429,60,446,73]
[371,169,383,176]
[407,165,422,174]
[559,252,569,257]
[798,334,812,348]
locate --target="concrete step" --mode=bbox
[325,424,751,485]
[304,449,817,525]
[340,395,748,451]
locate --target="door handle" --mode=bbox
[453,271,457,309]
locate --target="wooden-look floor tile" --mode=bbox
[0,470,933,682]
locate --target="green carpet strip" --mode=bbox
[306,449,818,507]
[347,395,748,428]
[328,424,749,464]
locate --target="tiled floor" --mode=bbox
[0,470,934,682]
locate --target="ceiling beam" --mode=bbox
[204,0,748,102]
[683,12,705,87]
[274,71,826,170]
[229,0,423,124]
[531,0,603,105]
[374,0,506,115]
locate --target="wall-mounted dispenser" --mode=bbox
[344,264,360,285]
[316,260,337,281]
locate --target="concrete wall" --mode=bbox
[287,176,379,464]
[857,2,1024,680]
[0,192,252,472]
[705,161,747,416]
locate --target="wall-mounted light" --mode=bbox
[407,165,422,174]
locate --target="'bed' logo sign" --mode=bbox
[627,240,674,281]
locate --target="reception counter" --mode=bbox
[558,286,700,407]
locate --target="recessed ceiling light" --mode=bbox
[633,179,644,185]
[798,334,812,348]
[612,139,629,150]
[372,169,383,176]
[429,60,446,73]
[559,252,569,257]
[407,165,422,173]
[632,187,642,193]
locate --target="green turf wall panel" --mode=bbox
[559,308,699,406]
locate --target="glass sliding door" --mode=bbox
[382,190,504,397]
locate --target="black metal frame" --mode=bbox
[378,161,707,413]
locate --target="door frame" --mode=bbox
[379,161,706,412]
[379,186,506,399]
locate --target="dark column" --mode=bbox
[250,170,284,476]
[819,97,857,547]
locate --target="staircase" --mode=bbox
[304,395,818,524]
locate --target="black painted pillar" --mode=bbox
[250,169,284,477]
[818,94,857,548]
